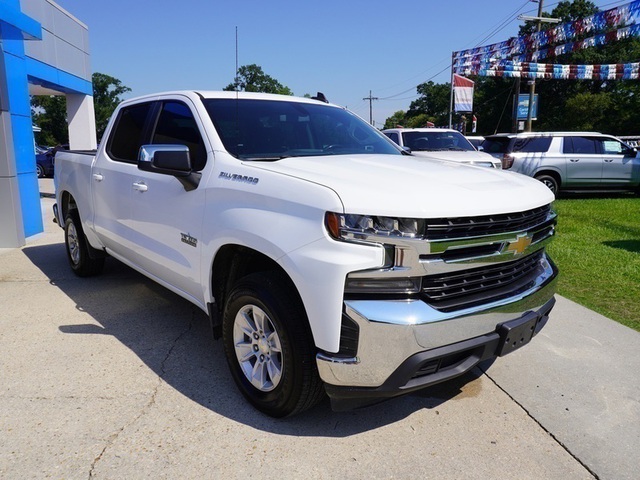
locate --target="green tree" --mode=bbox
[31,95,68,146]
[519,0,597,35]
[92,72,131,142]
[406,81,451,126]
[383,110,408,129]
[224,64,293,95]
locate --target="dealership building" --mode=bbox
[1,0,95,247]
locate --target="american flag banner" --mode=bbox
[453,74,474,112]
[452,0,640,78]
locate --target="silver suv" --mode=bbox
[482,132,640,195]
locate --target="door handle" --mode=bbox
[569,159,579,162]
[132,182,148,192]
[92,173,104,181]
[604,159,614,163]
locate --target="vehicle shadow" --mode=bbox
[22,242,485,436]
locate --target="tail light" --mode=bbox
[502,154,514,169]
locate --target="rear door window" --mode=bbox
[563,136,599,154]
[107,102,155,163]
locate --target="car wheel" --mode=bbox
[36,164,45,178]
[64,210,105,277]
[535,174,559,195]
[222,271,324,417]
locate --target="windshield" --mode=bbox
[203,98,401,160]
[401,131,475,152]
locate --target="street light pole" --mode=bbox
[525,0,544,132]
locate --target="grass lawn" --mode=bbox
[547,194,640,332]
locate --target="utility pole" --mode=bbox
[525,0,544,132]
[363,90,378,126]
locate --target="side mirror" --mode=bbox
[138,144,192,177]
[138,144,201,191]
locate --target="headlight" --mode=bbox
[325,212,424,242]
[345,275,422,294]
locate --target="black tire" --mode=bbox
[222,271,324,417]
[36,164,45,178]
[535,174,560,195]
[64,210,105,277]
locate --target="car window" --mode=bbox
[481,138,510,154]
[400,131,475,152]
[600,139,626,155]
[203,98,400,160]
[152,101,207,171]
[385,132,400,144]
[565,136,598,154]
[108,102,154,163]
[511,137,552,153]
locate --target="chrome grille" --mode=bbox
[424,205,552,240]
[421,251,546,312]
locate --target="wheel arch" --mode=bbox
[208,244,307,340]
[534,168,562,186]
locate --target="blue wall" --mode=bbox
[0,0,92,239]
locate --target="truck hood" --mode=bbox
[410,150,497,164]
[247,154,554,218]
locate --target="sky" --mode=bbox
[52,0,628,127]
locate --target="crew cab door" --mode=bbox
[599,137,638,186]
[127,99,209,304]
[92,101,156,258]
[562,136,603,187]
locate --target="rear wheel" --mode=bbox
[64,210,105,277]
[222,271,324,417]
[535,174,559,195]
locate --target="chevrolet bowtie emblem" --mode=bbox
[506,233,533,255]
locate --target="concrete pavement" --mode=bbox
[0,179,637,479]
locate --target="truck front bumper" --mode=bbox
[317,256,557,411]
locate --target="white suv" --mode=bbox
[383,128,501,168]
[482,132,640,195]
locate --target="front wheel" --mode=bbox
[64,210,105,277]
[36,164,45,178]
[535,174,559,195]
[222,271,324,417]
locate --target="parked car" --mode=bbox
[35,144,69,178]
[382,128,501,168]
[482,132,640,195]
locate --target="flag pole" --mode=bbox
[448,51,454,129]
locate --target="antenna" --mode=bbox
[235,26,239,91]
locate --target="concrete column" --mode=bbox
[67,94,97,150]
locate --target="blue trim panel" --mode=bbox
[0,2,42,40]
[17,171,43,237]
[26,57,93,95]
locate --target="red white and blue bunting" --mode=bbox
[453,0,640,77]
[480,61,640,80]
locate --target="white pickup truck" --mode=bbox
[54,91,558,417]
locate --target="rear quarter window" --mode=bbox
[511,137,552,153]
